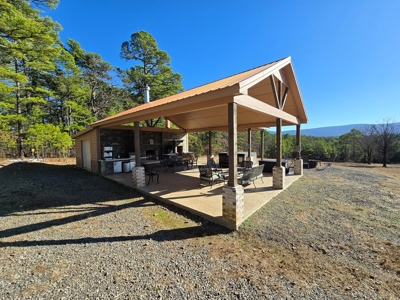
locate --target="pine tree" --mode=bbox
[118,31,183,106]
[0,0,62,156]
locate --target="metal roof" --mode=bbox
[75,57,307,137]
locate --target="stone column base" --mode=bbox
[132,166,145,187]
[273,166,285,189]
[294,159,303,175]
[222,185,244,230]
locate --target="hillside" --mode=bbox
[279,123,400,137]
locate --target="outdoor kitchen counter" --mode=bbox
[104,158,131,162]
[100,159,132,175]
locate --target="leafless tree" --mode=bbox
[371,118,400,167]
[360,126,375,164]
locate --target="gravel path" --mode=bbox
[0,162,399,299]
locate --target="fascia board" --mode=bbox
[238,57,291,94]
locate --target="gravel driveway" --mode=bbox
[0,161,399,299]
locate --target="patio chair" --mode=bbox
[164,156,177,173]
[238,165,264,188]
[207,158,222,172]
[174,156,185,171]
[186,156,198,170]
[198,165,222,187]
[144,163,160,186]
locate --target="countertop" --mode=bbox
[102,158,131,162]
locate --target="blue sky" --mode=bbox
[44,0,400,130]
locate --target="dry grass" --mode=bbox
[202,163,400,298]
[1,159,399,298]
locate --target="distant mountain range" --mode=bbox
[278,124,378,137]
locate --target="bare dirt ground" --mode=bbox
[0,159,399,299]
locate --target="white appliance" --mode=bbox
[104,146,113,160]
[113,161,122,173]
[122,162,131,173]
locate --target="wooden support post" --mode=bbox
[208,130,212,158]
[95,127,101,161]
[260,130,265,160]
[247,128,251,159]
[276,118,282,167]
[294,124,303,175]
[296,124,301,159]
[273,117,285,189]
[134,121,141,167]
[223,102,244,229]
[228,103,238,186]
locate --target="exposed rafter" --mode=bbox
[270,75,289,110]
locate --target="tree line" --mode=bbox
[0,0,182,159]
[1,1,399,167]
[189,119,400,167]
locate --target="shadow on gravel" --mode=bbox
[0,162,232,244]
[0,162,141,217]
[0,224,228,248]
[0,198,153,239]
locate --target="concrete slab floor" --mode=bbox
[106,167,301,228]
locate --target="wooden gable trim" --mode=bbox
[233,94,300,125]
[238,57,291,94]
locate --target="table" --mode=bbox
[219,169,243,184]
[164,157,186,172]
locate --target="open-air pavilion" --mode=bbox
[73,56,308,229]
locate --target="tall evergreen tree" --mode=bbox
[0,0,61,156]
[118,31,183,107]
[66,39,131,120]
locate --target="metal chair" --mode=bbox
[144,163,160,186]
[186,156,198,170]
[198,165,222,187]
[174,156,185,171]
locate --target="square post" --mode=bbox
[294,124,303,175]
[247,128,252,161]
[276,118,282,167]
[223,102,244,230]
[228,103,237,187]
[273,118,285,189]
[132,121,145,187]
[134,121,141,167]
[208,131,212,159]
[260,130,265,160]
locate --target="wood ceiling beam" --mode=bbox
[97,98,233,129]
[270,74,290,110]
[281,87,289,110]
[270,75,280,109]
[234,94,300,125]
[184,123,269,133]
[102,125,186,133]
